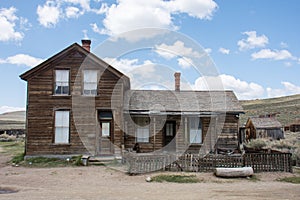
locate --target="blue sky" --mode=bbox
[0,0,299,113]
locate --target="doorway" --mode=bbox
[164,121,176,152]
[98,111,114,155]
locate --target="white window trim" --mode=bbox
[55,70,69,95]
[54,110,70,144]
[83,70,98,96]
[189,117,202,144]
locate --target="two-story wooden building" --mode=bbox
[20,40,243,158]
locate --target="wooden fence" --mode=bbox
[244,153,292,173]
[125,152,292,174]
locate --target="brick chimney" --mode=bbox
[174,72,181,91]
[81,39,91,52]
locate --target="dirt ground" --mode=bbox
[0,152,299,200]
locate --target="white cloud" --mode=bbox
[65,6,82,18]
[95,0,217,40]
[177,57,193,69]
[218,47,230,54]
[0,54,44,67]
[204,48,212,54]
[237,31,269,51]
[194,74,265,100]
[155,40,201,59]
[37,1,61,28]
[166,0,218,20]
[251,49,293,60]
[0,7,24,42]
[0,106,25,114]
[267,82,300,98]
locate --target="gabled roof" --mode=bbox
[20,43,130,85]
[124,90,243,113]
[249,117,282,128]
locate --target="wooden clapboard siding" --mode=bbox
[22,43,129,156]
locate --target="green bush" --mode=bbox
[245,139,267,149]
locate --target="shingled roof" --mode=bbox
[124,90,243,113]
[249,117,282,128]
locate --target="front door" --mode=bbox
[99,120,113,155]
[164,121,176,152]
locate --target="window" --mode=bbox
[55,70,69,95]
[55,111,70,144]
[101,122,110,137]
[166,123,174,136]
[189,117,202,144]
[136,127,149,143]
[135,117,150,143]
[83,70,97,95]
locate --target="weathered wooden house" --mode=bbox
[287,119,300,132]
[20,40,243,158]
[244,116,284,141]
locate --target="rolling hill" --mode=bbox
[0,111,26,130]
[240,94,300,126]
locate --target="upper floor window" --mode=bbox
[83,70,98,96]
[55,70,69,95]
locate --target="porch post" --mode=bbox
[153,116,156,151]
[184,116,188,145]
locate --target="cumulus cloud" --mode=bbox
[154,40,207,69]
[0,7,24,42]
[36,0,106,27]
[237,31,269,51]
[204,48,212,54]
[267,82,300,98]
[0,106,25,114]
[37,1,61,28]
[218,47,230,54]
[94,0,217,40]
[0,54,44,67]
[251,49,293,60]
[194,74,265,100]
[65,6,82,18]
[155,40,201,59]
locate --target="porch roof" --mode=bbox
[124,90,243,114]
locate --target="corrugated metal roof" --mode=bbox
[124,90,243,113]
[250,117,282,128]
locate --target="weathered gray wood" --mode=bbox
[214,167,254,177]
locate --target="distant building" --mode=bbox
[288,119,300,132]
[244,116,284,141]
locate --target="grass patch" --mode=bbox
[278,177,300,184]
[152,174,200,183]
[248,175,260,182]
[23,156,83,168]
[0,141,24,155]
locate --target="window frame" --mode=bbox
[54,110,70,144]
[135,116,150,143]
[189,117,202,144]
[82,70,98,96]
[54,69,70,95]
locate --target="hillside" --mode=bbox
[0,111,26,130]
[240,94,300,126]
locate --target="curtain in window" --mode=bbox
[83,70,97,90]
[55,111,70,144]
[189,117,202,144]
[56,70,69,86]
[136,127,149,143]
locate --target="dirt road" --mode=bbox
[0,152,299,200]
